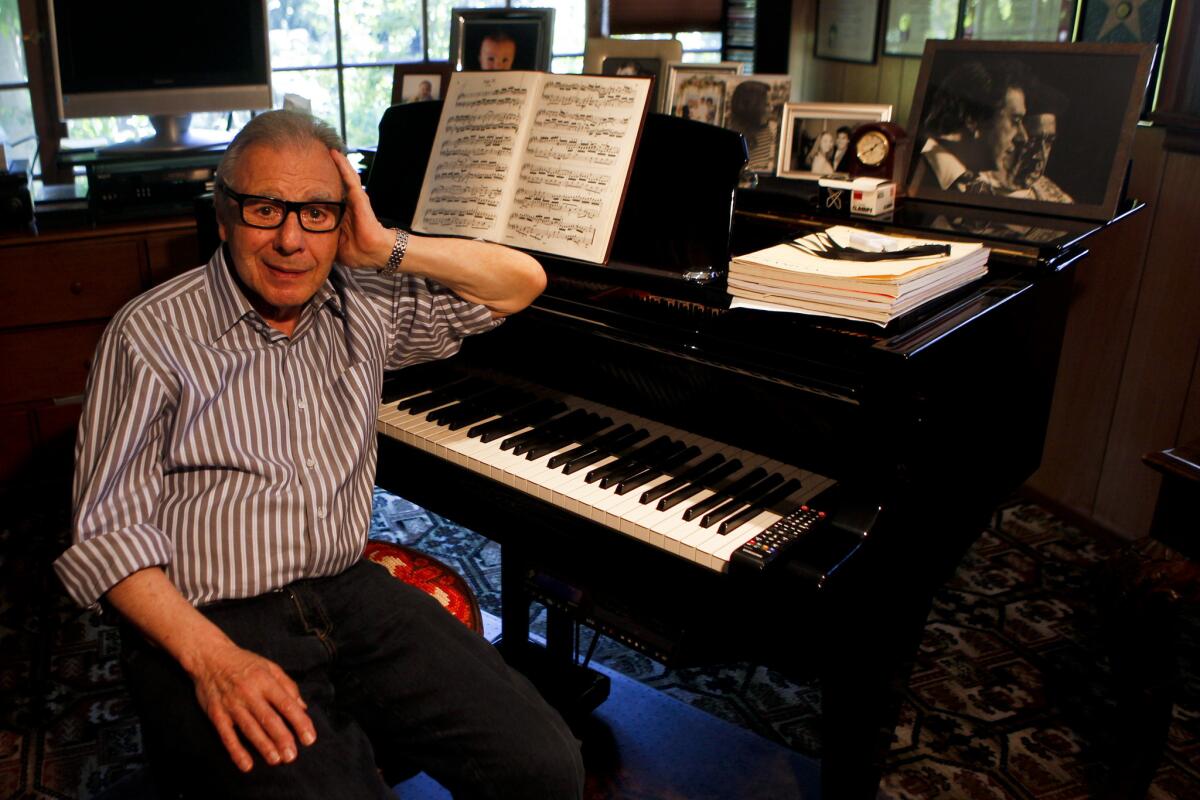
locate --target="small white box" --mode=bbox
[848,177,895,216]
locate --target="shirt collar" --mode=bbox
[920,138,970,191]
[205,246,347,344]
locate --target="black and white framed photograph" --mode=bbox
[959,0,1076,42]
[390,63,453,105]
[449,8,554,72]
[664,62,744,123]
[903,41,1156,221]
[583,37,683,113]
[720,75,792,174]
[777,102,893,179]
[883,0,961,57]
[815,0,883,64]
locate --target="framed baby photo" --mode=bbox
[777,102,892,180]
[449,8,555,72]
[391,63,453,105]
[903,40,1156,221]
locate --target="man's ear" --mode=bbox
[216,205,229,242]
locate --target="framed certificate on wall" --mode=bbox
[815,0,882,64]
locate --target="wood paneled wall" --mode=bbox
[783,0,1200,539]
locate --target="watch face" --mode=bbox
[856,130,890,167]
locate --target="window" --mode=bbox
[613,31,725,64]
[48,0,584,155]
[0,0,36,167]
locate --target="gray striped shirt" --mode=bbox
[55,246,498,608]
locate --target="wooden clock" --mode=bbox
[845,121,910,186]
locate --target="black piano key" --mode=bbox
[514,410,604,457]
[525,415,613,460]
[381,365,453,404]
[561,428,649,475]
[682,467,769,522]
[718,478,804,535]
[598,439,685,489]
[656,458,743,511]
[699,472,785,528]
[470,399,566,442]
[406,377,490,414]
[616,445,702,496]
[586,435,673,484]
[547,423,635,469]
[642,454,727,506]
[502,408,588,453]
[426,384,507,424]
[398,375,482,412]
[446,389,532,431]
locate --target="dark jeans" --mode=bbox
[120,559,584,800]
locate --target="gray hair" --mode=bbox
[215,109,345,190]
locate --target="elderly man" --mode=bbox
[54,110,583,799]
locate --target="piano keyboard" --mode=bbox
[376,376,836,572]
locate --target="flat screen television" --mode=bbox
[48,0,272,153]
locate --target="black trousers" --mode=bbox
[121,559,584,799]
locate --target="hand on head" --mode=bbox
[328,148,395,270]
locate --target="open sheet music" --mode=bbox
[411,71,652,264]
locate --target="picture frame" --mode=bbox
[958,0,1076,42]
[814,0,883,64]
[449,8,555,72]
[583,37,684,113]
[903,41,1157,221]
[664,62,745,124]
[883,0,961,58]
[391,63,454,106]
[776,102,893,180]
[721,74,793,174]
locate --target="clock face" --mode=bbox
[856,130,890,167]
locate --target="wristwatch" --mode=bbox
[380,228,409,277]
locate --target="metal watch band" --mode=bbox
[381,228,409,277]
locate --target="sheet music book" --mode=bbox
[728,226,989,325]
[411,71,653,264]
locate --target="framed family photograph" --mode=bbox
[777,102,893,179]
[903,41,1156,221]
[721,75,792,174]
[449,8,555,72]
[391,63,453,106]
[583,37,683,112]
[815,0,883,64]
[664,62,744,123]
[883,0,960,57]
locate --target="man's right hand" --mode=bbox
[189,640,317,772]
[105,567,318,772]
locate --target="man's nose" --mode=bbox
[274,208,306,250]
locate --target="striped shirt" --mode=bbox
[55,246,498,608]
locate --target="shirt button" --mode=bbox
[298,398,306,409]
[306,458,316,468]
[317,506,327,518]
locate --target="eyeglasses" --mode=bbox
[217,182,346,233]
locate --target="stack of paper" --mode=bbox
[728,226,990,326]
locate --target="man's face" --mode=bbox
[836,131,850,151]
[479,37,516,70]
[986,87,1029,185]
[217,140,344,333]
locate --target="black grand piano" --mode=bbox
[366,101,1128,798]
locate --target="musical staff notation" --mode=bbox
[526,135,620,166]
[506,212,598,248]
[518,164,611,194]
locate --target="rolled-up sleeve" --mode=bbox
[54,328,174,608]
[385,273,502,370]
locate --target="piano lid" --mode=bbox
[364,101,748,286]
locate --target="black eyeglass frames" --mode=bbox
[217,181,346,233]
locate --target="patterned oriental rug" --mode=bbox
[2,485,1197,799]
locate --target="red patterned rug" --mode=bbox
[2,486,1197,799]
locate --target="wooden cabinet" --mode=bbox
[0,218,199,482]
